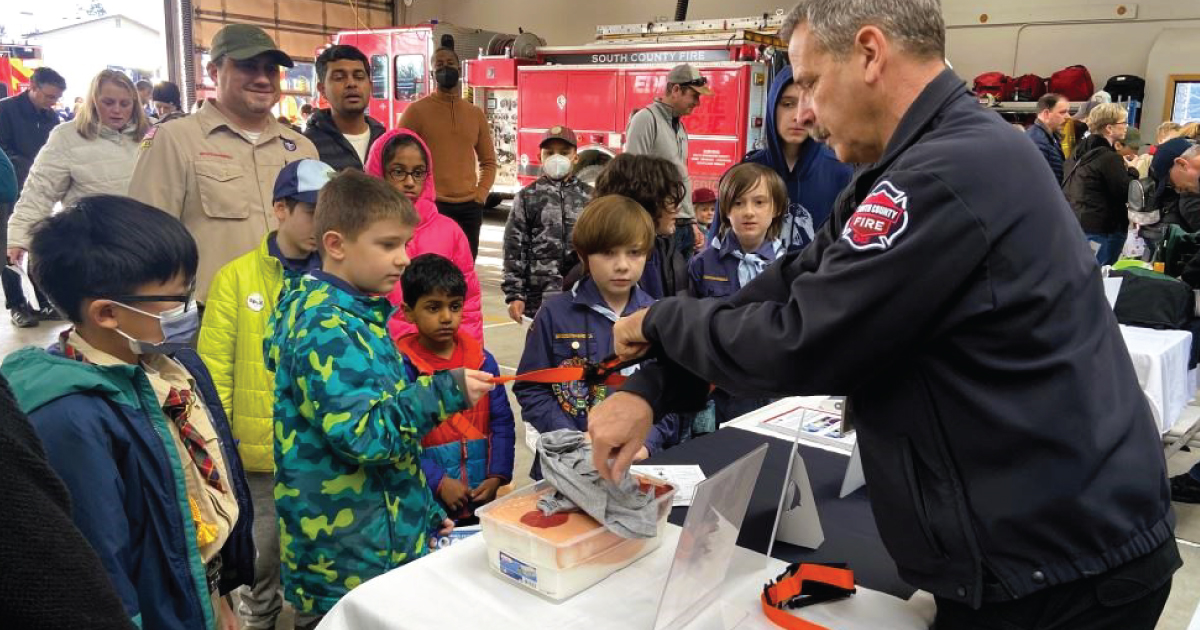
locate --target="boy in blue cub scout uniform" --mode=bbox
[516,195,679,478]
[688,163,787,427]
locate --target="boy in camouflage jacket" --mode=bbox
[502,126,593,322]
[264,171,492,620]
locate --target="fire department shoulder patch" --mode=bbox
[841,180,910,251]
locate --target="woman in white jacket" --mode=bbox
[7,69,150,257]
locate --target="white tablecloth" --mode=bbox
[1119,325,1195,434]
[317,524,935,630]
[734,332,1197,439]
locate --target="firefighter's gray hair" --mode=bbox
[1183,144,1200,161]
[779,0,946,60]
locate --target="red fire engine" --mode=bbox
[0,44,43,99]
[331,15,785,202]
[327,23,509,129]
[463,15,787,200]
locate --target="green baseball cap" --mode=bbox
[210,24,294,68]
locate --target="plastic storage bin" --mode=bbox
[476,476,676,600]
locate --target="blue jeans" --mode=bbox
[1086,232,1126,266]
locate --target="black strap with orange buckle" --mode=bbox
[761,563,856,629]
[488,354,642,387]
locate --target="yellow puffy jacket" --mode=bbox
[198,233,298,473]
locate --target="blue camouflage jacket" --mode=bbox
[264,270,468,615]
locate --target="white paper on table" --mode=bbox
[631,464,707,507]
[757,406,856,452]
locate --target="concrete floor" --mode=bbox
[3,209,1198,628]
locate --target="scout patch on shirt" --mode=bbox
[552,355,608,416]
[140,125,158,149]
[842,180,910,252]
[282,138,297,151]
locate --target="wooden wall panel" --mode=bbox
[369,9,391,27]
[278,31,328,61]
[195,0,395,57]
[279,0,324,25]
[325,4,358,30]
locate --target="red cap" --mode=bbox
[693,187,717,204]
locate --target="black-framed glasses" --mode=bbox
[680,77,709,88]
[387,168,429,182]
[100,282,196,311]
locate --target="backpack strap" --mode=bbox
[1062,146,1108,189]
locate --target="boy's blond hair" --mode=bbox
[315,170,417,253]
[572,195,655,263]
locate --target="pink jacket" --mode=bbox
[365,129,484,342]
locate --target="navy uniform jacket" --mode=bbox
[516,277,678,478]
[624,69,1177,607]
[688,233,783,299]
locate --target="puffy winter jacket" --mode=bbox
[364,129,484,341]
[1026,121,1065,183]
[265,270,468,615]
[9,119,142,249]
[198,232,320,473]
[398,331,516,516]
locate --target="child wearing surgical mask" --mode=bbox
[1,195,254,630]
[501,126,593,323]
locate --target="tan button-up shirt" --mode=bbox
[126,101,318,302]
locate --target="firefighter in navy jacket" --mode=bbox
[587,2,1179,627]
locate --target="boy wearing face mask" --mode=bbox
[1,196,254,630]
[501,126,593,323]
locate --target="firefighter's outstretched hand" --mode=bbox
[589,392,654,482]
[613,308,651,362]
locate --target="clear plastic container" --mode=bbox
[476,475,676,600]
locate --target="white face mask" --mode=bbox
[542,154,572,180]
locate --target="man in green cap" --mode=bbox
[127,22,317,630]
[128,23,318,307]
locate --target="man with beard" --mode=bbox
[304,44,386,171]
[127,24,318,303]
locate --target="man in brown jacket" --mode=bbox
[399,42,497,259]
[127,24,317,303]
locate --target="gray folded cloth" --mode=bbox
[535,429,658,539]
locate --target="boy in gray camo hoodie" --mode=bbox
[501,126,593,322]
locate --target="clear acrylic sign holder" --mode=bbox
[652,444,768,630]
